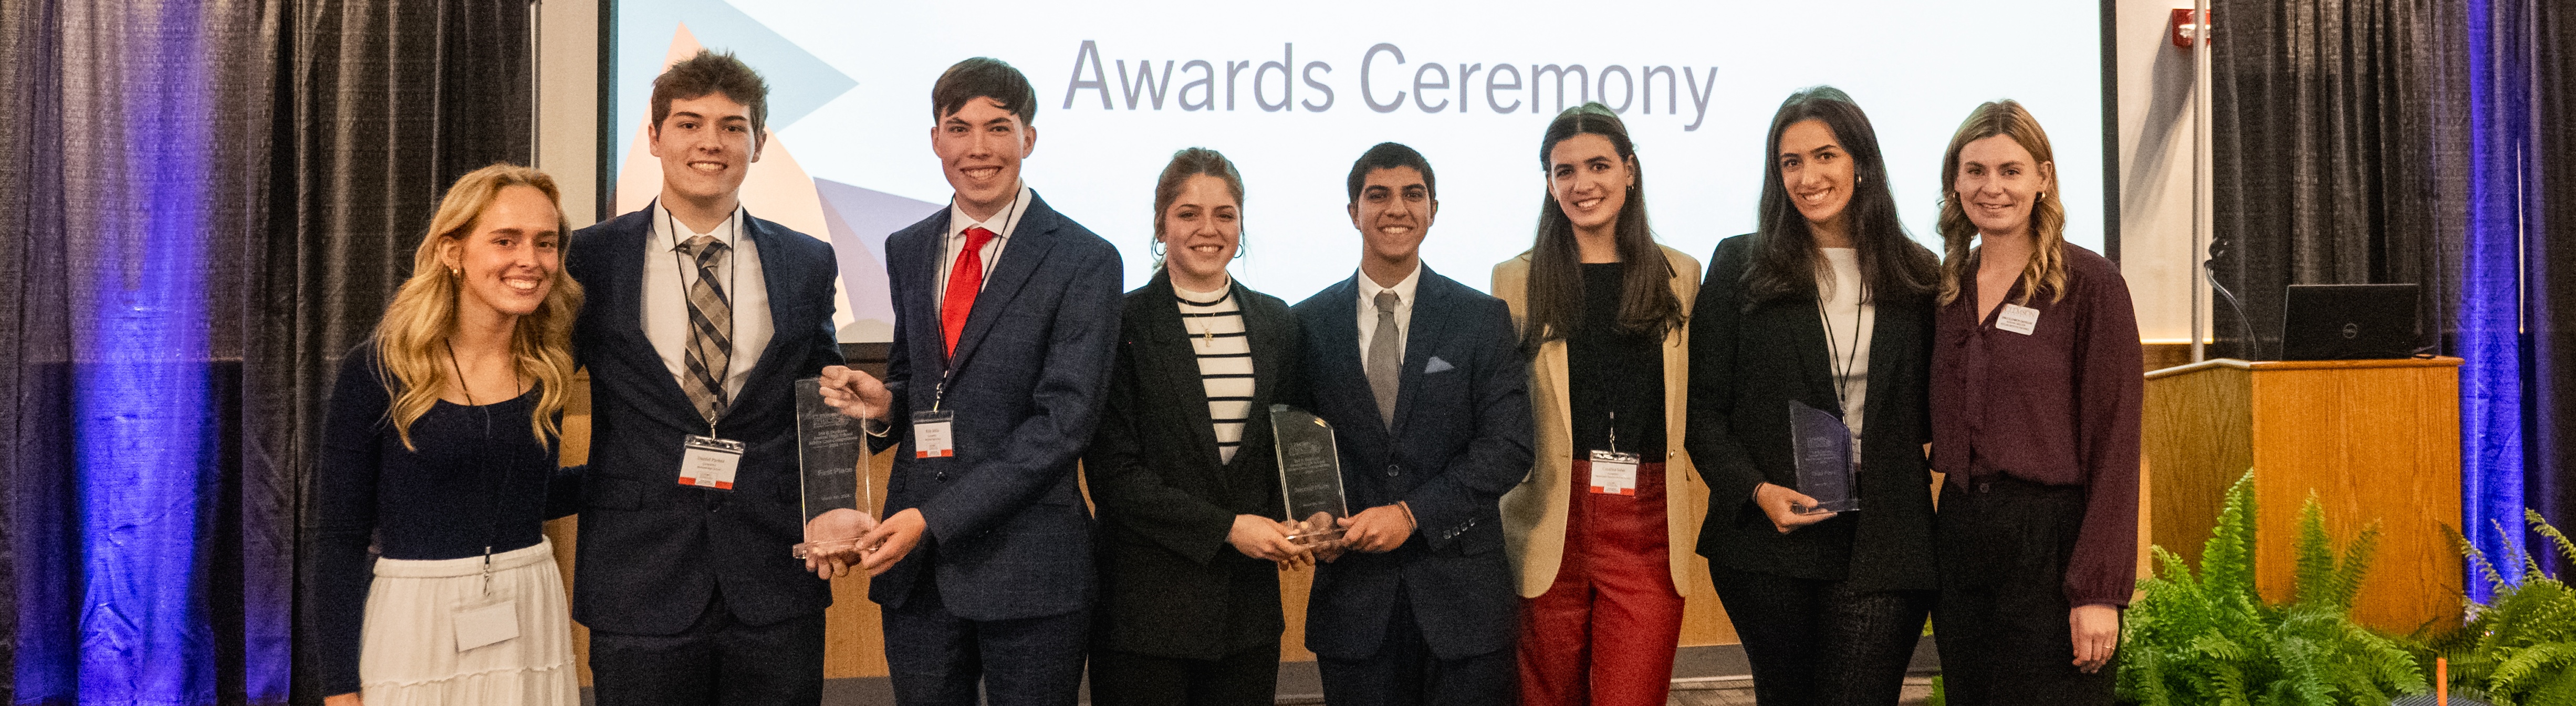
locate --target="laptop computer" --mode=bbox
[2279,284,2420,360]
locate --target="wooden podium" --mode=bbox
[2141,357,2464,633]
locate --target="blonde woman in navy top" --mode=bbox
[311,164,586,706]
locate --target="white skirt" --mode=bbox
[360,537,577,706]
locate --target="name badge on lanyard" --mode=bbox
[914,373,963,460]
[913,410,956,458]
[678,434,745,490]
[1588,450,1641,496]
[452,595,520,652]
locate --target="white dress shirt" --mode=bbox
[643,202,773,414]
[934,183,1035,314]
[1353,263,1422,364]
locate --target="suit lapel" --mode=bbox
[1855,290,1913,428]
[1788,290,1845,417]
[1539,338,1571,454]
[1237,283,1289,471]
[605,202,723,433]
[945,194,1061,371]
[1390,268,1455,440]
[723,213,806,421]
[1308,277,1385,452]
[1140,272,1227,470]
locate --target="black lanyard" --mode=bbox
[1816,274,1868,416]
[447,339,520,596]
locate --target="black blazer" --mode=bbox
[1085,269,1305,660]
[564,204,846,635]
[1290,267,1532,661]
[865,191,1122,621]
[1685,233,1939,591]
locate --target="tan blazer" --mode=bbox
[1492,245,1707,599]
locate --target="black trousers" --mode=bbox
[881,572,1091,706]
[1707,563,1934,706]
[586,588,826,706]
[1931,478,2116,706]
[1087,642,1281,706]
[1315,596,1514,706]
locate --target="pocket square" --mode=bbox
[1424,356,1454,374]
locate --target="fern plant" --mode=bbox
[2116,472,2427,705]
[2412,510,2576,705]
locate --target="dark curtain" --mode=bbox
[2521,0,2575,574]
[2,2,275,703]
[0,0,530,703]
[264,2,531,703]
[2214,0,2576,576]
[2208,0,2468,362]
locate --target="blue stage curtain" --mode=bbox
[1,0,530,703]
[2460,0,2530,600]
[2459,0,2576,591]
[0,1,275,703]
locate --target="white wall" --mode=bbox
[537,0,600,230]
[2114,1,2208,344]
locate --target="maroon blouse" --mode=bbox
[1930,244,2143,608]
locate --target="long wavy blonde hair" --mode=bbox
[374,163,584,451]
[1935,99,2067,307]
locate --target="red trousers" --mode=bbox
[1516,459,1684,706]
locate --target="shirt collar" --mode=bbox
[654,201,746,247]
[947,183,1034,242]
[1355,262,1423,308]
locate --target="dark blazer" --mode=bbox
[565,204,846,635]
[867,191,1122,621]
[1289,267,1533,661]
[1685,233,1939,592]
[1085,269,1305,660]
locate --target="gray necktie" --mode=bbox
[1367,290,1402,427]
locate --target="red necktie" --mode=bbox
[941,226,998,357]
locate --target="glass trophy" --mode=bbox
[1788,400,1861,514]
[1269,404,1349,545]
[791,378,874,559]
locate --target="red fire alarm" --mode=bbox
[2172,8,2214,48]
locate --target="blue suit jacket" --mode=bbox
[1290,267,1533,660]
[564,204,846,635]
[868,191,1121,621]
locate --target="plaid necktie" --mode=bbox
[675,235,733,424]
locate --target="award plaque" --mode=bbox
[791,378,873,558]
[1788,400,1861,514]
[1270,404,1349,545]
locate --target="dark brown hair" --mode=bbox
[1151,147,1246,262]
[650,50,769,147]
[1935,99,2066,306]
[932,57,1038,125]
[1743,86,1937,309]
[1344,142,1437,203]
[1520,102,1682,350]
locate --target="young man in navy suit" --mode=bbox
[1289,143,1534,705]
[816,57,1122,706]
[563,51,845,705]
